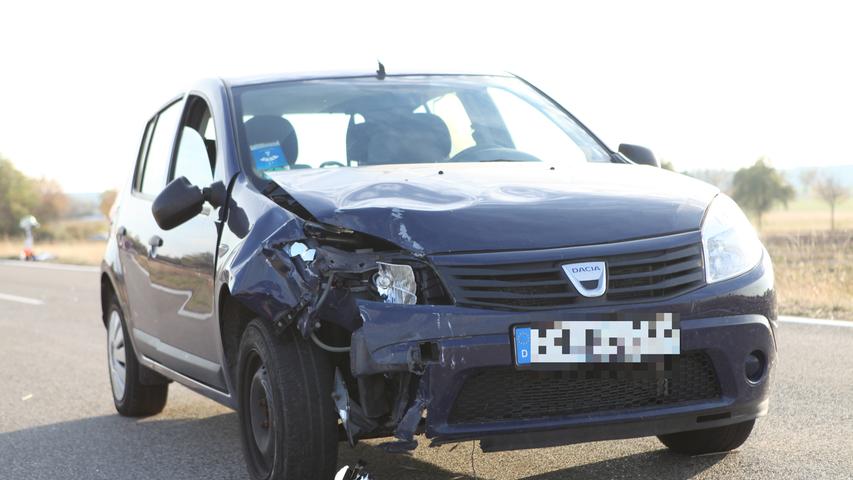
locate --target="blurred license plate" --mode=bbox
[514,313,679,365]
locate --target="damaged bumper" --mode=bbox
[350,259,776,452]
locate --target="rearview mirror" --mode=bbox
[618,144,659,167]
[152,176,226,230]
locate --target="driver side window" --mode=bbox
[173,127,213,187]
[171,96,216,187]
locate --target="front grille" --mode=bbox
[435,238,705,311]
[448,352,721,425]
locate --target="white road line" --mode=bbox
[0,260,99,273]
[0,292,44,306]
[778,316,853,329]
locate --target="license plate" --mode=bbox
[514,313,680,365]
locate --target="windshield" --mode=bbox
[233,75,612,179]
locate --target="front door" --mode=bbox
[146,96,225,389]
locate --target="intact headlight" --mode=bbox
[701,194,763,283]
[373,262,417,305]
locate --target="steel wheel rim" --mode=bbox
[248,362,275,472]
[108,310,127,402]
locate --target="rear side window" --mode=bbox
[139,101,182,196]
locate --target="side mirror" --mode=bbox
[152,176,226,230]
[618,144,659,168]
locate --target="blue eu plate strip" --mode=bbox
[515,327,531,365]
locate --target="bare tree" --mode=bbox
[814,176,850,230]
[798,168,818,196]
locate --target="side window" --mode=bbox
[139,101,182,196]
[134,119,155,191]
[171,97,216,187]
[424,93,476,156]
[173,127,214,187]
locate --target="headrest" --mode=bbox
[244,115,298,165]
[365,113,451,165]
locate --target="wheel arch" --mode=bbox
[218,285,257,387]
[100,272,117,328]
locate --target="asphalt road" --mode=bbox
[1,261,851,480]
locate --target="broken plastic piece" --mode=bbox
[287,241,316,262]
[335,460,375,480]
[332,368,378,446]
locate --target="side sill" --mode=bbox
[138,354,236,409]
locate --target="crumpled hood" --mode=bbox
[266,163,718,254]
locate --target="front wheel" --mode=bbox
[237,320,338,480]
[658,419,756,455]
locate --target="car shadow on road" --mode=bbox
[0,412,460,480]
[0,412,725,480]
[518,449,728,480]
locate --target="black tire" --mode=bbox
[106,298,168,417]
[658,419,756,455]
[237,320,338,480]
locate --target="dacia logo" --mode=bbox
[562,261,607,298]
[571,265,601,273]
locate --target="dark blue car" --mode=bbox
[100,69,775,479]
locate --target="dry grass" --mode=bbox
[0,238,106,266]
[760,196,853,233]
[764,231,853,319]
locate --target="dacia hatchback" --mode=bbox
[101,69,776,480]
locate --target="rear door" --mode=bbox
[146,95,224,389]
[117,99,183,361]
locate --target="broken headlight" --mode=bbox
[373,262,417,305]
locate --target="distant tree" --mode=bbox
[0,157,39,235]
[814,175,849,230]
[660,159,675,171]
[798,168,818,196]
[686,169,734,193]
[32,178,69,223]
[731,158,795,230]
[100,189,118,219]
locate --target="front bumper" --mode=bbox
[349,252,776,451]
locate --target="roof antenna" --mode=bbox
[376,60,386,80]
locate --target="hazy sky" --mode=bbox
[1,0,851,192]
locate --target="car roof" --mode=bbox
[221,68,514,88]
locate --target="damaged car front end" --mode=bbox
[219,163,775,457]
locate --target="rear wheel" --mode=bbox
[237,320,338,480]
[106,300,168,416]
[658,419,756,455]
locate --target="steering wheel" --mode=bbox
[318,160,346,168]
[449,145,541,163]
